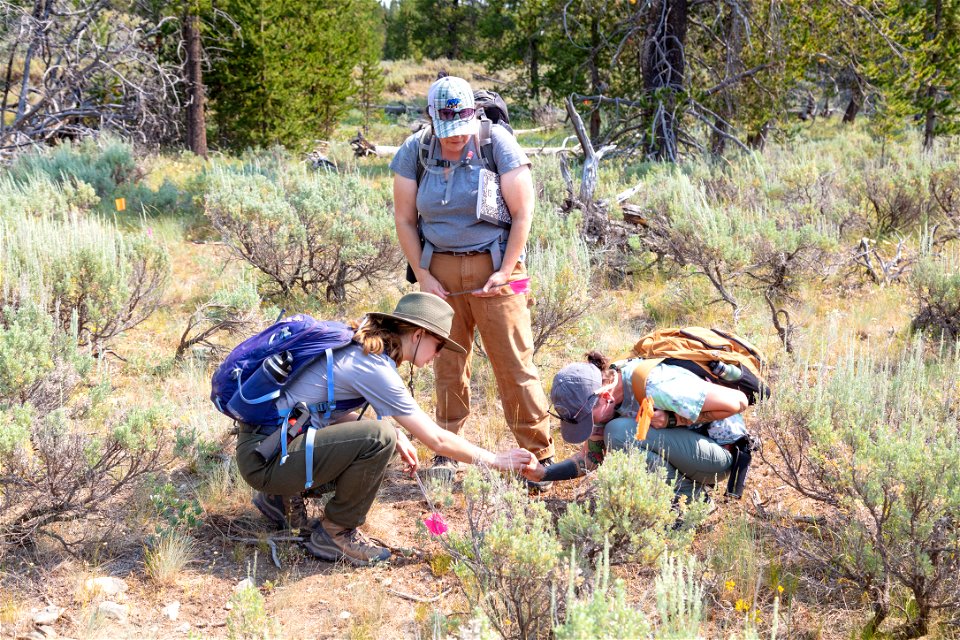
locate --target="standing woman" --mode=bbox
[390,75,555,486]
[236,293,537,566]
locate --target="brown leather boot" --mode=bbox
[303,518,390,565]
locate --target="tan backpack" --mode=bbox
[625,327,770,405]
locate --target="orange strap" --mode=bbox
[626,358,662,441]
[635,397,654,440]
[629,357,663,402]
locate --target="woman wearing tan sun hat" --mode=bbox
[236,292,537,566]
[390,75,555,489]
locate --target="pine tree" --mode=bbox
[871,0,960,148]
[208,0,384,149]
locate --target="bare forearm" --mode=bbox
[429,429,496,466]
[674,409,737,426]
[498,166,534,275]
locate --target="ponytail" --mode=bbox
[585,350,617,385]
[352,316,417,363]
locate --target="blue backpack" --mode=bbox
[210,314,366,488]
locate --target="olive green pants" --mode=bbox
[236,419,396,528]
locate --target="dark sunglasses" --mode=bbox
[436,107,476,121]
[547,393,597,423]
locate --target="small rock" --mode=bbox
[233,578,255,593]
[224,601,233,611]
[32,605,64,626]
[37,626,57,638]
[85,577,128,598]
[339,611,351,620]
[161,601,180,622]
[175,623,190,633]
[97,601,129,623]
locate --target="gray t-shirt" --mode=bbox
[389,125,529,253]
[277,343,418,420]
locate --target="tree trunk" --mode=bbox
[710,117,727,156]
[923,93,937,151]
[642,0,688,161]
[529,37,540,101]
[922,0,944,151]
[747,121,769,150]
[183,12,208,158]
[447,0,461,59]
[709,3,742,158]
[589,17,601,141]
[16,0,53,122]
[843,77,863,124]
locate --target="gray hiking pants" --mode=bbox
[604,417,731,501]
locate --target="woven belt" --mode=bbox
[237,421,267,435]
[434,250,489,257]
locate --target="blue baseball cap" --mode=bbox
[550,363,602,443]
[427,76,479,139]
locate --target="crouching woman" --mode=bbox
[524,351,748,504]
[235,292,537,565]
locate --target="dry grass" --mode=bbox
[144,533,195,586]
[380,58,501,104]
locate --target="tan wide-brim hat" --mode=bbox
[367,292,467,354]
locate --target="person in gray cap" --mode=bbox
[390,75,554,488]
[524,350,748,504]
[236,292,537,566]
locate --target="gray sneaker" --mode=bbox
[252,492,310,530]
[303,519,391,566]
[526,457,555,493]
[425,454,460,484]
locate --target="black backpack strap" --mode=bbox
[477,118,496,173]
[415,124,436,186]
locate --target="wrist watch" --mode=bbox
[666,412,678,428]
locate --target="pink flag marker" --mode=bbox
[424,512,449,536]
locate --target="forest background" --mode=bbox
[1,0,960,639]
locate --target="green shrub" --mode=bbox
[0,407,164,557]
[0,173,99,222]
[8,140,193,218]
[204,163,402,301]
[0,404,32,456]
[554,543,650,639]
[444,468,562,640]
[755,339,960,637]
[226,580,278,640]
[0,303,88,411]
[655,553,705,638]
[911,249,960,340]
[10,138,140,200]
[1,215,170,345]
[175,280,262,360]
[527,236,593,355]
[557,449,703,566]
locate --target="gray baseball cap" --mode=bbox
[550,363,602,443]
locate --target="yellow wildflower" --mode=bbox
[735,599,749,613]
[724,580,736,592]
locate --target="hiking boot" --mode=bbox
[526,457,554,493]
[252,492,310,530]
[424,454,460,484]
[303,518,391,566]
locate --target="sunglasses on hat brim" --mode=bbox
[436,107,476,121]
[547,393,598,423]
